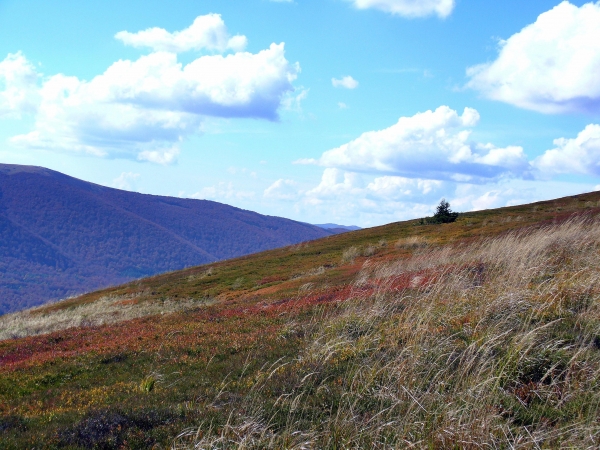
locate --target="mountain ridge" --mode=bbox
[314,223,361,231]
[0,163,332,314]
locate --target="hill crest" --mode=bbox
[0,163,331,314]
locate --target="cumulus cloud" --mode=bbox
[365,175,442,198]
[113,172,140,190]
[115,14,247,53]
[332,76,359,89]
[466,1,600,114]
[288,167,446,223]
[306,168,364,199]
[305,168,441,202]
[347,0,455,18]
[0,52,39,118]
[281,106,600,225]
[316,106,530,181]
[534,124,600,176]
[279,110,600,225]
[264,179,301,200]
[0,16,299,163]
[137,147,180,165]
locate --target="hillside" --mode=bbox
[2,191,600,448]
[0,164,332,314]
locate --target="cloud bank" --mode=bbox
[280,105,600,225]
[467,1,600,114]
[0,15,299,163]
[347,0,455,18]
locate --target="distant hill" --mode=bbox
[314,223,361,234]
[0,164,332,314]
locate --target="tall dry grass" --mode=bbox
[175,216,600,449]
[0,295,214,340]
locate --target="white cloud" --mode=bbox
[115,14,247,53]
[332,76,359,89]
[1,17,299,163]
[191,182,255,202]
[466,1,600,114]
[0,52,39,118]
[264,179,301,200]
[347,0,455,18]
[289,168,446,224]
[281,107,600,225]
[305,168,442,202]
[534,124,600,176]
[338,102,348,109]
[366,175,442,198]
[306,168,364,199]
[113,172,140,190]
[316,106,530,181]
[276,109,600,225]
[137,147,180,165]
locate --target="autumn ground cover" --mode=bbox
[179,216,600,448]
[2,192,600,448]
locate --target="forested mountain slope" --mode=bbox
[0,164,331,314]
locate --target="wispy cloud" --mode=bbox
[347,0,455,19]
[112,172,140,190]
[191,182,255,202]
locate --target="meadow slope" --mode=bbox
[2,191,600,448]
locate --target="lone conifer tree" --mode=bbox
[428,199,459,224]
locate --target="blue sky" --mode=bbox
[1,0,600,227]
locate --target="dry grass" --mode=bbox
[341,246,360,264]
[175,217,600,448]
[291,266,328,281]
[0,294,214,340]
[395,235,428,249]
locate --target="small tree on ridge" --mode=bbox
[424,199,459,224]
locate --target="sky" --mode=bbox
[1,0,600,227]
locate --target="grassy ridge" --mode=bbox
[2,191,600,448]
